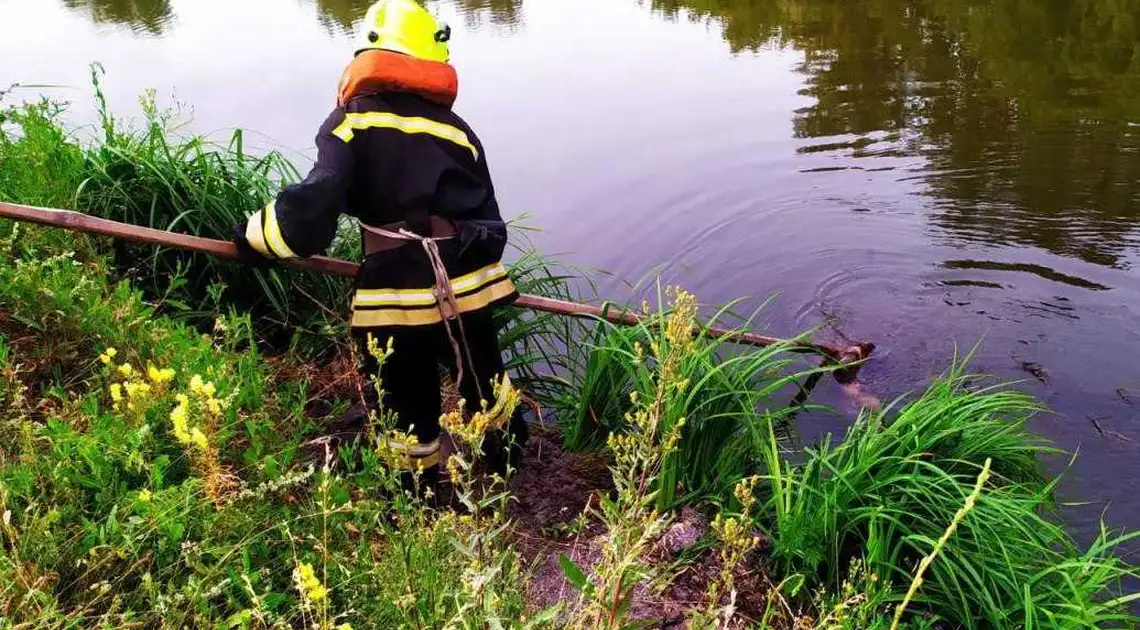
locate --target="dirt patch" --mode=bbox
[519,499,776,627]
[265,349,359,420]
[510,424,612,533]
[508,431,779,627]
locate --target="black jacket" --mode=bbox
[241,91,517,330]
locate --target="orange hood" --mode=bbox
[337,50,458,108]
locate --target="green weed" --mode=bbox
[560,284,827,510]
[758,361,1140,628]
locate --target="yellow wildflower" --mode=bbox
[206,397,223,416]
[298,562,316,583]
[338,624,353,630]
[190,374,205,394]
[99,347,117,365]
[295,562,328,602]
[125,382,151,400]
[147,364,175,385]
[170,402,191,443]
[138,489,153,502]
[189,428,208,450]
[110,383,123,403]
[117,363,133,377]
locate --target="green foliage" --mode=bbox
[76,66,353,355]
[0,99,86,209]
[560,290,691,629]
[496,232,594,411]
[758,362,1140,628]
[0,224,534,628]
[559,285,826,510]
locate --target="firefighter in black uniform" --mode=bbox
[234,0,526,488]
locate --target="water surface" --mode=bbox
[2,0,1139,542]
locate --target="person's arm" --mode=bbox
[235,108,355,262]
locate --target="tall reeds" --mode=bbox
[759,362,1140,628]
[559,284,827,510]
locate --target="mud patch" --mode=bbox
[509,424,612,533]
[520,497,775,627]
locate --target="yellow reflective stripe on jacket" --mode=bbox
[485,374,514,430]
[385,437,442,470]
[351,275,516,328]
[262,202,298,259]
[332,112,479,160]
[353,262,509,308]
[243,203,297,260]
[244,209,272,258]
[353,307,446,328]
[386,437,440,458]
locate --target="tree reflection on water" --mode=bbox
[61,0,175,35]
[652,0,1140,267]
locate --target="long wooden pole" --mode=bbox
[0,201,872,379]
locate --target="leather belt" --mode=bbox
[361,216,457,255]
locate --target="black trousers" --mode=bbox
[353,308,526,473]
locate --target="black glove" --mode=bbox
[456,220,508,257]
[232,225,276,269]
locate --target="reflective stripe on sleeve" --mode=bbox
[331,112,479,160]
[262,202,298,259]
[244,204,297,260]
[384,437,442,470]
[244,208,272,258]
[484,374,515,431]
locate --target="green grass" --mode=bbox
[495,230,594,412]
[557,285,828,510]
[77,66,355,356]
[758,361,1140,628]
[3,69,360,357]
[0,218,533,628]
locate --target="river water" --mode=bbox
[1,0,1139,543]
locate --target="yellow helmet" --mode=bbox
[355,0,451,63]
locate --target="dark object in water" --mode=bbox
[1020,361,1049,384]
[1118,388,1135,406]
[1088,415,1134,443]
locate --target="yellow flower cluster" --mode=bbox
[167,374,226,451]
[732,475,758,515]
[664,287,698,350]
[171,394,208,450]
[365,333,395,364]
[713,476,761,552]
[148,364,176,385]
[705,474,763,620]
[102,348,178,419]
[711,513,761,552]
[295,562,328,603]
[189,374,217,398]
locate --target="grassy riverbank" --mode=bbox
[1,85,1138,628]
